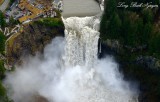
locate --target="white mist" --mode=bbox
[4,16,139,102]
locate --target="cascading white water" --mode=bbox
[4,16,139,101]
[62,16,138,102]
[63,17,100,67]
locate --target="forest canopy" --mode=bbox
[100,0,160,58]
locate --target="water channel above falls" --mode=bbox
[62,0,101,18]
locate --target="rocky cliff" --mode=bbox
[6,18,64,67]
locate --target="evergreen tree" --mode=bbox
[9,16,19,25]
[149,33,160,55]
[0,61,5,79]
[0,81,6,96]
[105,0,117,19]
[136,18,143,45]
[120,14,131,44]
[142,22,152,44]
[142,9,153,24]
[0,32,6,53]
[100,15,107,40]
[107,13,122,39]
[0,11,6,28]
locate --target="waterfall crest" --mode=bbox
[63,17,100,67]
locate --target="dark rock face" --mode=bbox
[6,22,64,66]
[136,56,160,70]
[100,39,160,70]
[100,39,160,102]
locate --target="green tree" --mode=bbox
[0,32,6,54]
[0,11,6,28]
[9,0,16,6]
[120,14,134,45]
[149,33,160,56]
[142,9,153,24]
[100,14,107,40]
[0,60,5,79]
[107,13,122,39]
[0,81,7,102]
[142,22,152,44]
[9,16,19,25]
[105,0,117,19]
[136,18,144,45]
[0,81,5,96]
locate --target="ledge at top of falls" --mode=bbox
[62,0,101,18]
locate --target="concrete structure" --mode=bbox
[18,0,53,23]
[0,0,9,12]
[62,0,101,17]
[18,0,43,23]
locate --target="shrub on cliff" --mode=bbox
[0,60,5,79]
[0,32,6,54]
[35,18,64,27]
[149,33,160,58]
[0,11,6,29]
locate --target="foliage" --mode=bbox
[9,0,15,6]
[0,11,6,28]
[0,60,5,79]
[0,81,5,96]
[104,0,117,19]
[0,31,6,54]
[107,13,121,39]
[9,16,19,26]
[54,9,62,18]
[100,0,160,101]
[100,0,156,47]
[142,9,154,23]
[149,33,160,58]
[35,18,64,27]
[0,63,10,102]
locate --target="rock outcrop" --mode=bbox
[6,19,64,67]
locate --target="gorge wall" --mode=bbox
[6,18,64,67]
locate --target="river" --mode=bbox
[62,0,101,17]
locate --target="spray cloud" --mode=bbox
[4,17,139,102]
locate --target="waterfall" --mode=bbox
[63,17,100,68]
[4,8,138,102]
[62,16,138,102]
